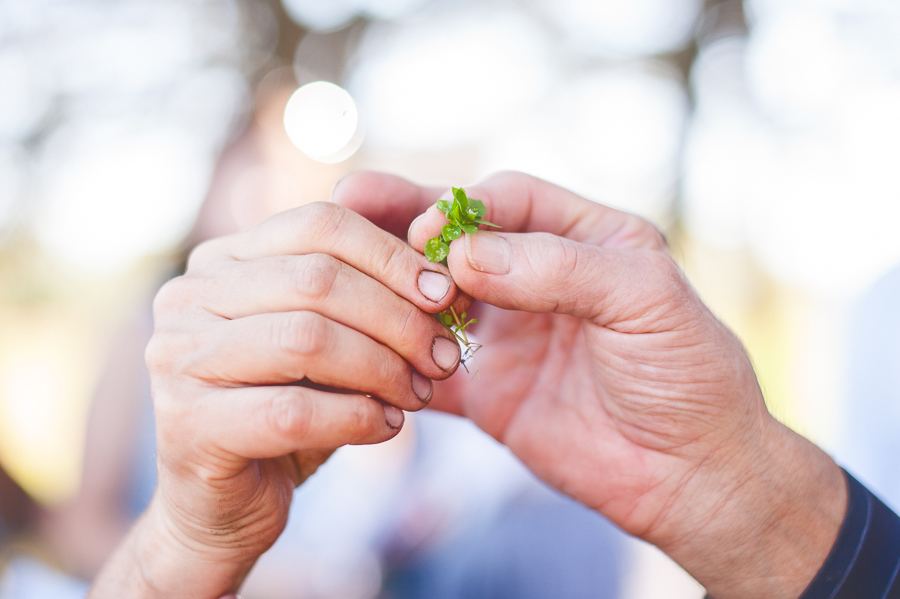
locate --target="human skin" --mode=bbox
[334,171,847,599]
[88,202,462,599]
[92,171,846,599]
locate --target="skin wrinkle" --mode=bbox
[647,455,737,548]
[267,386,313,443]
[391,301,423,355]
[664,434,796,580]
[296,202,347,252]
[551,237,585,314]
[370,239,409,290]
[289,254,342,305]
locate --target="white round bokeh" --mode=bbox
[283,81,364,163]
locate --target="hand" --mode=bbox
[334,172,847,599]
[90,202,462,598]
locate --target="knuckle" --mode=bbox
[289,254,342,301]
[144,334,169,375]
[151,389,189,430]
[144,330,196,387]
[294,201,345,242]
[267,388,312,440]
[372,240,410,281]
[186,237,230,269]
[630,215,668,250]
[347,398,380,439]
[645,250,689,295]
[278,311,329,357]
[152,276,190,320]
[394,304,424,351]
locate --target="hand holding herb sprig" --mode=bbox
[425,187,500,373]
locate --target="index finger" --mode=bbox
[189,202,459,314]
[407,171,666,251]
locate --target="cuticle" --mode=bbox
[431,335,461,373]
[411,370,434,404]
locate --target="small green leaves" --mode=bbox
[425,187,498,377]
[442,224,462,241]
[452,187,469,213]
[426,186,500,265]
[424,238,449,263]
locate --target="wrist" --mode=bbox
[89,494,257,599]
[659,417,847,599]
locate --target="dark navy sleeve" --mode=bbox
[798,469,900,599]
[705,469,900,599]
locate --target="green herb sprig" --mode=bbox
[425,187,500,375]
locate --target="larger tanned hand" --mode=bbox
[333,171,844,599]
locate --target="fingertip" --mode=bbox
[408,206,449,252]
[407,213,425,246]
[383,404,405,430]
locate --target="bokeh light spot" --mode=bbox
[283,81,363,163]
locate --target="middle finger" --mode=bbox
[194,253,461,379]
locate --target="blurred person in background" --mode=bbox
[0,467,87,598]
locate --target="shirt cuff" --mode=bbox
[704,469,900,599]
[796,468,900,599]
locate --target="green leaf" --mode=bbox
[437,199,453,214]
[440,313,454,326]
[474,218,501,228]
[468,199,487,218]
[450,202,463,226]
[452,187,469,214]
[425,237,450,263]
[460,224,478,234]
[442,224,462,241]
[468,318,479,325]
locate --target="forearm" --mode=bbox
[661,420,847,599]
[89,495,256,599]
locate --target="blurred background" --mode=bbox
[1,0,900,597]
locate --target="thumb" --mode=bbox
[448,231,692,331]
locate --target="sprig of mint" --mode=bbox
[424,187,499,376]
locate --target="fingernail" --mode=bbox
[411,369,434,404]
[408,213,425,245]
[331,174,350,201]
[465,232,510,275]
[384,404,404,429]
[432,336,461,372]
[418,270,451,303]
